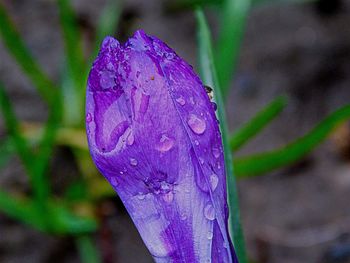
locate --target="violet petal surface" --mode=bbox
[86,30,238,263]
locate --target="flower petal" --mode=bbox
[86,30,238,263]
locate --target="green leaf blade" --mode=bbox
[0,190,47,231]
[58,0,86,126]
[0,4,58,106]
[215,0,251,95]
[76,235,101,263]
[234,104,350,177]
[230,96,287,151]
[90,0,122,62]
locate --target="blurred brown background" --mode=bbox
[0,0,350,262]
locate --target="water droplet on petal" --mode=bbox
[127,131,135,145]
[194,140,200,146]
[189,97,195,105]
[100,70,116,90]
[204,204,216,221]
[207,230,213,240]
[199,157,204,164]
[211,102,217,111]
[119,171,124,175]
[130,158,138,166]
[86,113,92,123]
[110,177,118,186]
[163,191,174,203]
[212,147,220,158]
[210,174,219,191]
[175,96,186,106]
[155,134,174,152]
[187,114,206,135]
[137,192,145,200]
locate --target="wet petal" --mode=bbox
[86,30,238,263]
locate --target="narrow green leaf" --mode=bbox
[0,137,15,168]
[47,203,97,234]
[196,9,247,263]
[230,96,287,151]
[31,99,62,204]
[0,190,47,231]
[0,84,52,207]
[215,0,251,95]
[0,190,97,234]
[0,85,33,173]
[58,0,85,89]
[234,104,350,177]
[76,235,101,263]
[57,0,85,126]
[90,0,121,63]
[0,3,58,106]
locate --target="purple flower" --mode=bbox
[86,30,238,263]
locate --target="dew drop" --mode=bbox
[180,213,187,220]
[199,157,204,164]
[210,174,219,191]
[212,147,220,159]
[137,193,145,200]
[211,102,217,111]
[155,134,174,152]
[165,52,175,60]
[194,140,200,146]
[100,70,116,90]
[86,113,92,123]
[187,114,206,135]
[207,230,213,240]
[163,191,174,203]
[110,177,118,186]
[175,96,186,106]
[130,158,138,166]
[189,97,195,105]
[119,171,124,175]
[127,131,135,145]
[204,204,216,221]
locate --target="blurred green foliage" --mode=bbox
[0,0,349,262]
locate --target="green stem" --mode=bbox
[215,0,251,95]
[196,9,247,263]
[76,235,101,263]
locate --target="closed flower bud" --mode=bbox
[86,30,238,263]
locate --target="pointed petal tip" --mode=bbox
[101,36,120,50]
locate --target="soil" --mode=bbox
[0,0,350,262]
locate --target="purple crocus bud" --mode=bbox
[86,30,238,263]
